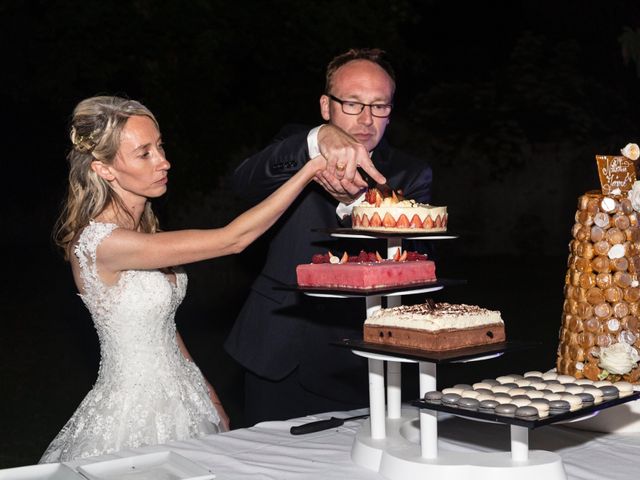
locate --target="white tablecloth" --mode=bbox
[4,407,640,479]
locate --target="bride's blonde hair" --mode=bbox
[54,96,161,259]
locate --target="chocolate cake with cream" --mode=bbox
[364,302,505,351]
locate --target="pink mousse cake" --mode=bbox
[296,251,436,289]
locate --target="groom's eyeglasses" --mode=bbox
[328,94,393,118]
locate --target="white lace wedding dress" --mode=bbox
[40,222,222,463]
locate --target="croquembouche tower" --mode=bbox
[557,143,640,385]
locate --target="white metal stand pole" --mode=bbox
[365,296,382,318]
[386,361,401,419]
[386,237,402,261]
[419,361,438,459]
[385,237,403,419]
[368,358,386,439]
[365,294,385,439]
[510,425,529,461]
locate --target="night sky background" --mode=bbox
[3,0,640,468]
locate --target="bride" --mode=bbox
[40,96,327,462]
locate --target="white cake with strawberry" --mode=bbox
[352,188,447,232]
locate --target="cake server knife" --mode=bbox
[290,414,369,435]
[357,167,393,197]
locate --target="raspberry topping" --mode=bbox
[309,250,428,264]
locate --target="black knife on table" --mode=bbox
[290,414,369,435]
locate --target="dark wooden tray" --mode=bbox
[312,227,458,240]
[332,338,536,363]
[412,392,640,429]
[277,278,465,297]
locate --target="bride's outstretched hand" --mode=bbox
[205,380,230,431]
[213,401,230,432]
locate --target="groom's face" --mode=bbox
[320,59,394,153]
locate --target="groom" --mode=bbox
[226,48,434,425]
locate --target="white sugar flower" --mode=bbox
[599,343,640,375]
[621,143,640,160]
[628,181,640,212]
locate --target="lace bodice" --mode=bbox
[76,222,188,377]
[40,222,221,463]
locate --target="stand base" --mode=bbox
[351,411,567,480]
[380,447,566,480]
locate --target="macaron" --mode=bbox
[599,385,620,401]
[442,393,461,406]
[424,391,443,404]
[508,388,528,396]
[613,381,634,397]
[557,374,577,384]
[454,383,473,391]
[511,397,532,407]
[476,393,495,402]
[546,383,566,393]
[493,393,514,404]
[576,392,595,407]
[495,403,518,417]
[501,383,519,389]
[457,397,480,411]
[542,393,562,402]
[479,399,499,413]
[581,386,604,404]
[564,385,584,395]
[524,370,544,378]
[529,381,548,391]
[514,379,531,387]
[515,406,539,420]
[594,380,613,388]
[575,379,594,386]
[542,371,559,381]
[562,382,579,389]
[496,375,516,384]
[525,390,545,399]
[474,388,493,396]
[548,399,571,415]
[473,382,494,390]
[442,387,464,395]
[481,379,501,386]
[461,389,481,399]
[530,400,550,418]
[492,385,511,394]
[559,393,583,411]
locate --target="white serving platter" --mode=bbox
[0,463,82,479]
[77,451,215,480]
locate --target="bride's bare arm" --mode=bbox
[97,156,325,272]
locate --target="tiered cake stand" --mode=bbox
[298,228,640,480]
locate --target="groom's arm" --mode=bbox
[231,125,310,204]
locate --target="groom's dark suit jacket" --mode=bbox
[225,125,432,404]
